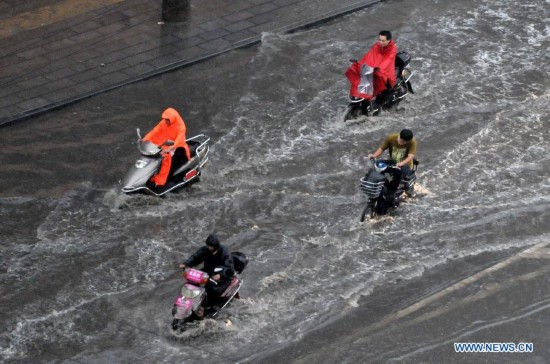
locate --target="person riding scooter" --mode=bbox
[143,108,191,189]
[179,234,235,311]
[367,129,417,199]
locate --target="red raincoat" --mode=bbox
[144,108,191,186]
[346,40,397,99]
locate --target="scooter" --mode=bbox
[171,252,249,332]
[120,129,210,196]
[344,51,415,121]
[359,158,418,222]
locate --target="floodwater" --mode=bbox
[1,0,549,362]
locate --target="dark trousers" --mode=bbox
[204,278,230,306]
[388,164,412,191]
[168,148,189,176]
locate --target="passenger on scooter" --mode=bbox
[368,129,416,196]
[359,30,398,107]
[143,107,191,188]
[179,234,235,308]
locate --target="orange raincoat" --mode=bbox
[144,108,191,186]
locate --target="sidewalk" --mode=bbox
[0,0,380,126]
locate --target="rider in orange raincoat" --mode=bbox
[144,108,191,187]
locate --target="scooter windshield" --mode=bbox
[138,140,162,156]
[358,64,374,96]
[181,285,201,298]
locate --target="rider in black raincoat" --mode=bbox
[179,234,234,307]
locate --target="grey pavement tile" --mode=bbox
[121,63,161,78]
[172,26,204,40]
[177,35,204,48]
[42,38,78,51]
[94,39,132,54]
[198,18,229,32]
[96,72,132,86]
[95,22,128,36]
[67,49,105,63]
[155,44,182,57]
[92,60,134,74]
[147,54,183,68]
[43,87,84,103]
[15,84,58,100]
[97,51,136,65]
[16,97,53,112]
[249,11,279,26]
[158,33,182,45]
[222,11,255,23]
[124,41,162,56]
[0,105,22,121]
[199,28,231,41]
[273,0,302,6]
[70,20,102,34]
[15,47,45,60]
[69,30,104,44]
[121,51,158,66]
[0,38,35,57]
[223,29,258,44]
[71,79,108,95]
[4,56,50,78]
[50,78,78,89]
[121,30,158,46]
[69,69,105,85]
[247,3,279,15]
[15,75,51,90]
[43,67,78,82]
[247,0,275,4]
[0,93,23,108]
[70,62,104,75]
[43,47,86,62]
[223,20,256,33]
[174,46,209,61]
[198,38,232,53]
[224,1,257,13]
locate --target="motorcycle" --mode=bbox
[120,129,210,196]
[171,252,249,332]
[359,158,418,222]
[344,51,415,121]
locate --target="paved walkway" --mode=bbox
[0,0,380,125]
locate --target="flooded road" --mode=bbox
[1,0,549,362]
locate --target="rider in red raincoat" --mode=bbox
[144,108,191,187]
[361,30,397,97]
[346,30,397,100]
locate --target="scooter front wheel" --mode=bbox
[171,318,190,332]
[360,204,375,222]
[343,105,354,122]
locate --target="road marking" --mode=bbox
[0,0,125,38]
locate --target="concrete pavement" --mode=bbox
[0,0,381,125]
